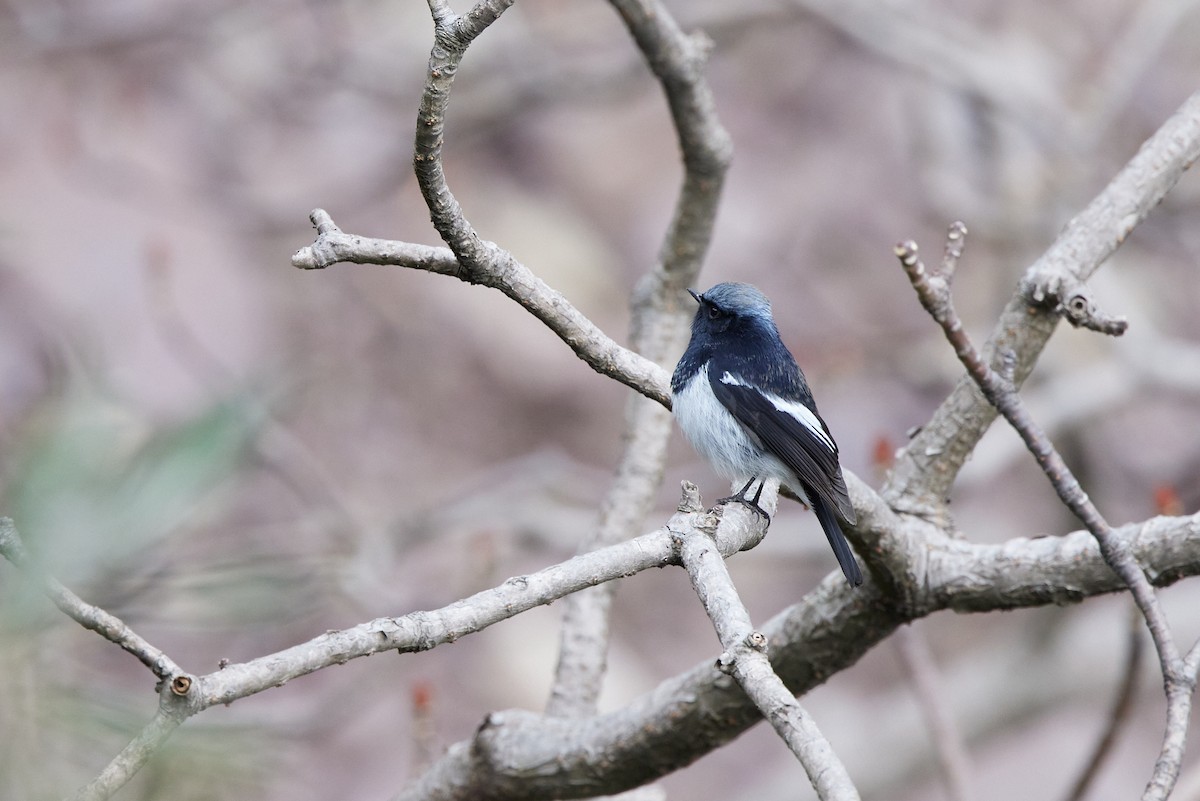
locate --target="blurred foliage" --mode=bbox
[0,384,278,799]
[4,390,259,584]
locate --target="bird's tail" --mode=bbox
[811,494,863,587]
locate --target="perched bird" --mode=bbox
[671,282,862,586]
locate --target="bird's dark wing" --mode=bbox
[709,369,856,525]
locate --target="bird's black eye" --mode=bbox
[706,304,722,321]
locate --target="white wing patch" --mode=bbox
[720,371,835,453]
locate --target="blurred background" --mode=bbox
[1,1,1199,799]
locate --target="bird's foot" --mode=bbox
[718,496,772,523]
[717,479,771,524]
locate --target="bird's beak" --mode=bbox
[687,288,702,304]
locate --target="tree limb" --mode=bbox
[12,485,1199,801]
[882,89,1200,518]
[678,481,860,801]
[895,222,1197,801]
[1063,605,1144,801]
[66,706,186,801]
[27,10,1200,801]
[895,624,973,801]
[391,513,1200,801]
[546,0,732,719]
[0,517,183,682]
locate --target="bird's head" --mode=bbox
[687,282,776,339]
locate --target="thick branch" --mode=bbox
[28,492,1199,801]
[896,225,1194,801]
[394,513,1200,801]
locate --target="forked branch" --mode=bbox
[895,223,1199,801]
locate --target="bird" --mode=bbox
[670,282,862,587]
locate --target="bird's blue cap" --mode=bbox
[692,282,774,321]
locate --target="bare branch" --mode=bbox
[452,0,515,44]
[895,624,973,801]
[548,0,732,718]
[895,224,1196,801]
[33,482,1197,801]
[192,493,768,714]
[1019,89,1200,295]
[896,227,1181,669]
[678,482,860,801]
[66,707,185,801]
[0,517,183,682]
[884,89,1200,516]
[412,0,514,269]
[1063,605,1144,801]
[199,532,674,704]
[309,1,681,409]
[292,209,459,274]
[392,513,1200,801]
[293,208,673,406]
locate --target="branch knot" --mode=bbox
[1020,272,1129,336]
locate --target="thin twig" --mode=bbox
[0,518,183,681]
[896,228,1182,673]
[895,624,972,801]
[1063,604,1144,801]
[884,90,1200,514]
[391,512,1200,801]
[895,224,1195,801]
[291,211,460,273]
[66,708,185,801]
[294,208,673,405]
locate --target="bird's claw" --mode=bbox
[717,495,772,524]
[717,478,771,524]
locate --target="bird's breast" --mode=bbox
[673,365,763,481]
